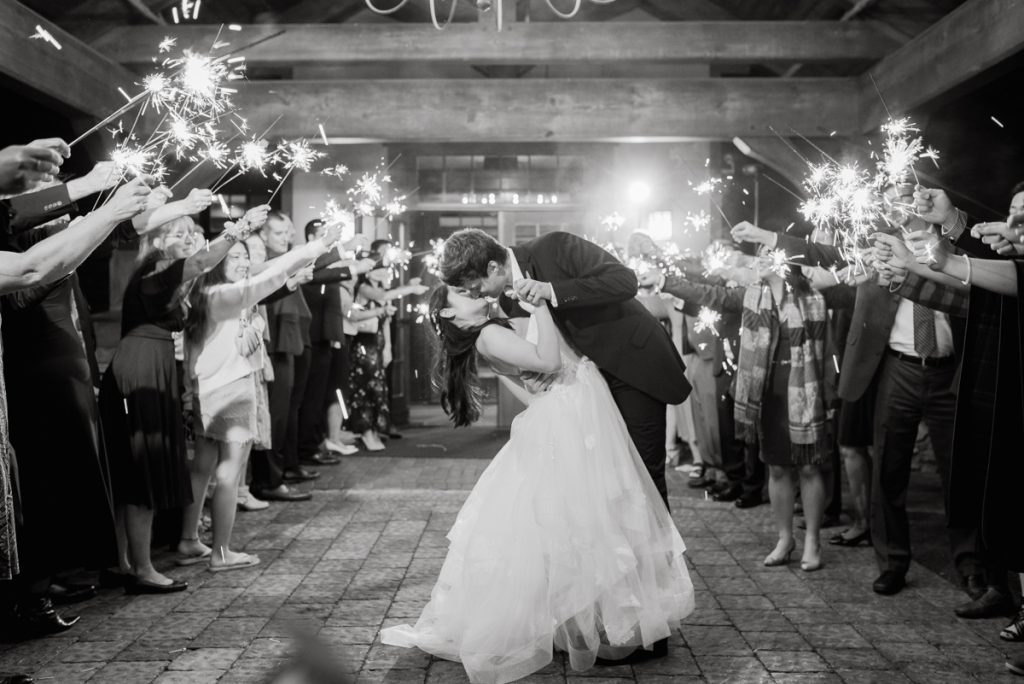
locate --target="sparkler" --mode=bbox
[266,139,324,203]
[702,242,732,277]
[335,389,349,421]
[322,164,349,179]
[421,239,446,278]
[684,211,711,233]
[29,25,61,50]
[600,212,625,232]
[690,176,731,226]
[693,307,721,337]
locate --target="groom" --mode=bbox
[440,228,691,509]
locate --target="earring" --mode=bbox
[439,308,456,320]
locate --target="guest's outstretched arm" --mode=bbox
[0,178,150,295]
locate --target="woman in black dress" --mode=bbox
[99,204,259,592]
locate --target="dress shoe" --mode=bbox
[0,675,33,683]
[47,582,97,605]
[125,577,188,595]
[872,570,906,596]
[687,474,715,489]
[254,485,312,502]
[4,598,79,640]
[98,568,132,589]
[964,573,987,601]
[829,529,871,547]
[386,431,403,440]
[954,587,1015,619]
[595,637,667,665]
[300,452,341,466]
[734,492,765,509]
[1007,654,1024,676]
[712,482,743,502]
[283,466,320,482]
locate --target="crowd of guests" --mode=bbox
[632,180,1024,675]
[0,137,426,683]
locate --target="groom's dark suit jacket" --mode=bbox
[499,231,691,405]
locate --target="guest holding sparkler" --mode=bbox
[347,261,428,451]
[297,221,375,465]
[99,198,263,592]
[0,154,150,642]
[642,239,850,571]
[182,219,344,571]
[871,186,1024,624]
[736,196,985,598]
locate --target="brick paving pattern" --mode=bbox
[0,441,1021,683]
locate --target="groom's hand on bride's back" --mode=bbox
[521,370,557,392]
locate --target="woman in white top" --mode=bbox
[182,221,343,571]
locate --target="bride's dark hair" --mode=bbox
[428,284,508,428]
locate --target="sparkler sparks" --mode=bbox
[600,212,625,231]
[158,36,177,53]
[278,139,323,173]
[702,242,731,277]
[684,210,711,232]
[694,307,722,336]
[321,164,349,179]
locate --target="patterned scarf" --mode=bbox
[733,282,830,464]
[0,315,18,580]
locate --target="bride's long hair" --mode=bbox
[428,285,508,428]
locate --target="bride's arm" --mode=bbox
[476,302,561,374]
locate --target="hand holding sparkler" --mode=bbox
[101,176,154,222]
[904,228,948,271]
[730,221,777,247]
[972,221,1024,257]
[236,204,271,235]
[181,188,214,214]
[145,185,173,210]
[67,161,119,200]
[912,187,956,226]
[0,143,66,194]
[351,258,378,275]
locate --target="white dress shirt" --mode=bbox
[887,297,954,357]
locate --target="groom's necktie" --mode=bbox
[913,303,937,359]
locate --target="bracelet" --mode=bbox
[960,254,971,286]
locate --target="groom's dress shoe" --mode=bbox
[595,638,667,666]
[712,483,743,502]
[955,587,1015,619]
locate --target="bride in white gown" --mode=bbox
[380,284,694,684]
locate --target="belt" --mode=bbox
[886,348,954,368]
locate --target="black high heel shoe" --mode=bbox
[828,529,871,547]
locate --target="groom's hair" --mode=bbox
[440,228,507,286]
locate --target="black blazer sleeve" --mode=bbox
[662,275,745,313]
[6,184,76,234]
[775,232,844,269]
[542,232,639,309]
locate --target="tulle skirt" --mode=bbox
[381,359,694,684]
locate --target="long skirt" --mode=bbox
[3,280,116,576]
[100,329,192,511]
[346,332,391,435]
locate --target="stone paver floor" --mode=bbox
[1,430,1021,683]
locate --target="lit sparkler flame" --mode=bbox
[694,307,721,336]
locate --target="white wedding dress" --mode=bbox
[380,320,694,684]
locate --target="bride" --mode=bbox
[380,283,694,684]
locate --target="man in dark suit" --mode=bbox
[731,216,985,601]
[441,229,690,511]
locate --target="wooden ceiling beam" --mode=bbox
[226,77,860,141]
[94,21,900,65]
[0,1,137,117]
[861,0,1024,130]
